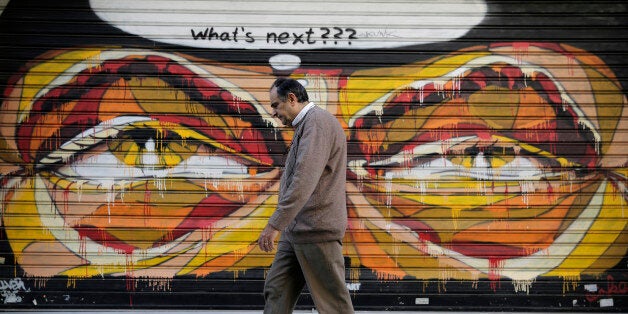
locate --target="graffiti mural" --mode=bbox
[0,0,626,311]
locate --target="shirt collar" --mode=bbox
[292,102,315,126]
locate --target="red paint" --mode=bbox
[585,275,628,303]
[392,219,440,244]
[73,193,242,253]
[450,242,529,259]
[144,183,151,226]
[74,225,136,254]
[16,54,277,166]
[62,185,70,215]
[488,257,505,291]
[349,60,599,169]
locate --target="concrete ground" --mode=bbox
[0,311,611,314]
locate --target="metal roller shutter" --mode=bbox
[0,0,626,311]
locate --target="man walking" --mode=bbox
[257,78,354,314]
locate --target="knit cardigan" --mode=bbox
[267,105,348,243]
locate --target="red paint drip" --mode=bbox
[78,234,87,265]
[125,253,135,306]
[144,182,151,227]
[488,257,505,291]
[512,42,530,64]
[62,184,72,216]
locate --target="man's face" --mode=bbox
[269,87,295,126]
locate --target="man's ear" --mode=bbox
[287,92,298,104]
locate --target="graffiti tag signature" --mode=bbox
[585,275,627,303]
[0,277,30,304]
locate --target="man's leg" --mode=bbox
[295,241,354,314]
[264,240,306,314]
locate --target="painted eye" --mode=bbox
[16,50,284,190]
[38,116,256,186]
[362,135,577,181]
[348,55,601,173]
[107,127,201,170]
[17,50,280,177]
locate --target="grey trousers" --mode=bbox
[263,240,354,314]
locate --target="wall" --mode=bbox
[0,0,626,311]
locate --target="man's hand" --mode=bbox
[257,224,280,252]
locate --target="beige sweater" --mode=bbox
[268,106,348,243]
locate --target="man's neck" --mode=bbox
[291,102,315,127]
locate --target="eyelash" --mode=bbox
[358,135,580,182]
[36,116,153,169]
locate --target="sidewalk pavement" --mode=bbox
[0,311,612,314]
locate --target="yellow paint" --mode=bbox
[493,135,578,167]
[19,49,106,122]
[177,195,278,275]
[342,52,490,120]
[3,178,56,257]
[546,180,627,276]
[115,120,267,166]
[585,67,624,154]
[2,44,626,284]
[60,245,192,278]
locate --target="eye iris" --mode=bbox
[108,127,199,169]
[449,155,474,168]
[448,148,516,169]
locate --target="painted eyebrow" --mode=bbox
[16,54,284,164]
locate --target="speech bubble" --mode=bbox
[90,0,487,50]
[0,0,10,16]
